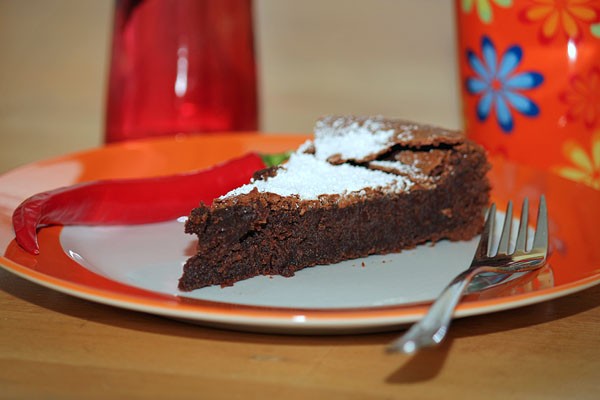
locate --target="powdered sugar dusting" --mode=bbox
[369,160,425,177]
[313,116,396,161]
[222,153,413,200]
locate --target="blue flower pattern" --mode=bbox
[466,36,544,133]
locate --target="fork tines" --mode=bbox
[477,196,548,260]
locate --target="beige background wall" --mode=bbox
[0,0,459,173]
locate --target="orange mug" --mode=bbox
[456,0,600,190]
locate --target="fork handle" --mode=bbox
[387,266,492,353]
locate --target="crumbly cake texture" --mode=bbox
[179,115,491,291]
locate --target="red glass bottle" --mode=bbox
[105,0,258,143]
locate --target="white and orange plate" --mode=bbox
[1,134,599,333]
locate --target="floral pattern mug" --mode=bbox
[456,0,600,189]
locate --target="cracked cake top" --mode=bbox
[220,115,466,201]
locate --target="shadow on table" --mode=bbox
[2,269,599,384]
[385,284,600,383]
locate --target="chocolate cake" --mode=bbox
[179,115,491,291]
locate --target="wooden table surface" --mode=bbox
[2,268,599,399]
[1,2,599,399]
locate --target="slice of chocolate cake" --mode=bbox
[179,116,491,291]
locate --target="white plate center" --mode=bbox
[59,215,512,309]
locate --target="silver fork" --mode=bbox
[387,196,549,354]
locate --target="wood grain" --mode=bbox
[2,268,599,399]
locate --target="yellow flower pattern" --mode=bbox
[554,131,600,189]
[521,0,600,42]
[462,0,513,23]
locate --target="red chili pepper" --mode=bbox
[13,152,268,255]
